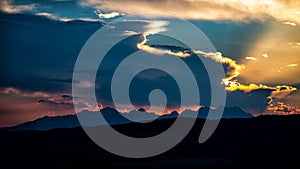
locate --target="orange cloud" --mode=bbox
[193,51,245,87]
[0,87,75,127]
[240,22,300,85]
[287,63,298,67]
[135,25,297,98]
[267,101,300,115]
[82,0,300,24]
[134,24,298,115]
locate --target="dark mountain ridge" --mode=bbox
[1,115,300,169]
[3,106,253,131]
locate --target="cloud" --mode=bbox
[0,0,35,13]
[133,20,191,57]
[264,84,300,115]
[192,51,245,88]
[2,0,300,24]
[240,22,300,85]
[282,21,297,26]
[0,0,100,22]
[266,86,297,115]
[287,63,298,67]
[95,10,121,19]
[130,21,298,115]
[36,12,57,20]
[0,87,75,127]
[269,85,297,99]
[0,87,74,106]
[1,10,299,126]
[267,101,300,115]
[226,89,272,114]
[132,20,297,97]
[123,30,139,36]
[245,57,258,61]
[0,87,57,98]
[36,12,102,22]
[77,81,93,88]
[193,51,298,115]
[82,0,300,24]
[288,42,300,48]
[137,35,191,58]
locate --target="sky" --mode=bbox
[0,0,299,127]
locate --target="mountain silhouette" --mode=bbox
[5,106,253,131]
[2,115,300,169]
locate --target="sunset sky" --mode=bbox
[0,0,299,127]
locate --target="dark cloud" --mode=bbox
[0,12,102,93]
[190,21,266,61]
[1,11,295,127]
[226,89,273,114]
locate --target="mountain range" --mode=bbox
[5,106,253,131]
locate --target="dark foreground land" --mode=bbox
[1,115,300,169]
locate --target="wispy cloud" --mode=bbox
[129,20,298,115]
[288,42,300,48]
[3,0,300,24]
[95,10,121,19]
[36,12,59,20]
[0,0,35,13]
[0,87,75,127]
[123,30,139,36]
[267,100,300,115]
[245,57,258,61]
[136,20,191,57]
[287,63,298,67]
[0,87,75,106]
[282,21,297,26]
[0,87,56,98]
[0,0,101,22]
[82,0,300,24]
[133,20,297,96]
[36,12,102,22]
